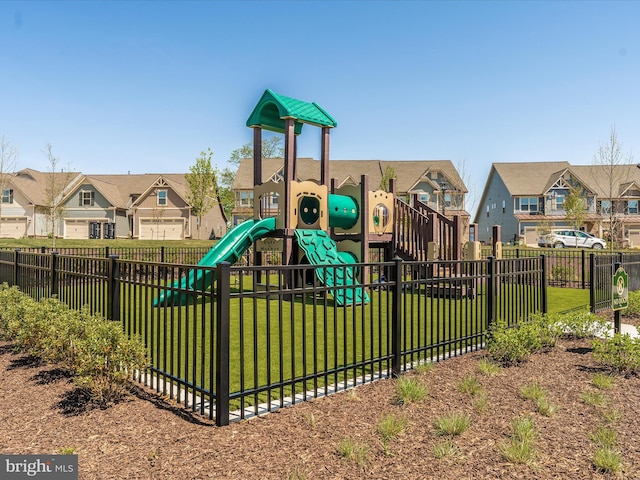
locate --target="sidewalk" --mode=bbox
[611,322,639,338]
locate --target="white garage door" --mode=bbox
[0,217,28,238]
[65,220,90,239]
[139,218,184,240]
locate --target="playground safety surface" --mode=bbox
[1,319,640,479]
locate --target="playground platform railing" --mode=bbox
[0,249,550,426]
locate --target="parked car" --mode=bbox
[537,229,606,249]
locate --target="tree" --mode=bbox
[218,136,285,220]
[228,136,284,168]
[43,144,72,248]
[0,135,18,220]
[564,184,587,231]
[379,166,397,192]
[186,148,218,240]
[591,128,634,249]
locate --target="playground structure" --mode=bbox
[156,89,473,306]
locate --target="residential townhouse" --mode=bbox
[475,161,640,247]
[231,157,470,233]
[0,169,227,240]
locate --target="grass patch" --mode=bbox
[592,373,615,390]
[474,392,489,414]
[337,437,370,466]
[456,375,483,396]
[477,357,502,376]
[581,390,607,408]
[376,413,408,455]
[499,416,537,465]
[433,438,459,460]
[433,411,471,437]
[395,377,427,405]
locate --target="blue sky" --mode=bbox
[2,1,640,214]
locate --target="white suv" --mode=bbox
[538,229,606,249]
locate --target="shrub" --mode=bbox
[73,316,147,405]
[0,286,147,406]
[622,290,640,317]
[560,309,611,339]
[486,314,561,366]
[592,332,640,376]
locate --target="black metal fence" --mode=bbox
[0,250,546,426]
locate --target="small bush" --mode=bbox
[622,290,640,317]
[486,314,561,366]
[592,332,640,376]
[0,287,147,406]
[73,316,147,405]
[560,309,611,339]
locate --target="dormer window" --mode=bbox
[157,190,167,206]
[79,190,95,206]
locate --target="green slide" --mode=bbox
[294,229,370,306]
[154,217,277,306]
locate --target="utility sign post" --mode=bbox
[612,265,628,333]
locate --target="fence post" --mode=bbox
[540,254,547,314]
[216,261,231,426]
[105,246,110,258]
[50,252,59,297]
[107,255,120,321]
[487,256,496,327]
[589,253,595,313]
[581,249,586,289]
[391,257,403,377]
[13,249,19,287]
[161,246,165,263]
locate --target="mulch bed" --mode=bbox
[1,336,639,479]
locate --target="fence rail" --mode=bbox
[0,250,547,426]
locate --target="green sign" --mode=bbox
[612,267,629,311]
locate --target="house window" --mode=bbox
[601,200,611,215]
[239,191,253,206]
[157,190,167,206]
[555,194,565,210]
[628,200,639,215]
[502,200,506,214]
[515,197,539,212]
[1,189,13,204]
[79,190,95,206]
[419,193,428,203]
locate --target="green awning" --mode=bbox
[246,89,337,135]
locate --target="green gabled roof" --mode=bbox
[246,89,337,135]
